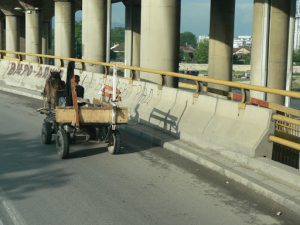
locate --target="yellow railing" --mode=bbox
[1,50,300,152]
[1,49,300,100]
[269,136,300,151]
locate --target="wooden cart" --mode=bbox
[40,105,128,159]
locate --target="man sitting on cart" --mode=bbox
[58,75,85,107]
[74,75,84,99]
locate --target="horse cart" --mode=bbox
[38,63,128,159]
[39,104,128,158]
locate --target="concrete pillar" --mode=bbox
[42,21,50,55]
[250,0,270,100]
[25,9,41,61]
[0,17,4,50]
[208,0,235,92]
[125,2,141,79]
[267,0,291,104]
[19,16,25,52]
[54,0,75,64]
[140,0,180,87]
[82,0,106,72]
[5,15,19,56]
[42,21,51,64]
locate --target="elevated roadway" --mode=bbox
[0,91,299,225]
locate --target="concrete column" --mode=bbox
[208,0,235,92]
[42,21,51,64]
[0,17,4,50]
[140,0,180,87]
[267,0,291,104]
[42,21,50,55]
[25,9,41,61]
[250,0,270,100]
[19,16,25,52]
[125,2,141,79]
[54,0,75,64]
[5,15,19,56]
[82,0,106,72]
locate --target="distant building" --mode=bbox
[233,47,251,56]
[198,35,251,48]
[198,35,209,43]
[233,36,252,48]
[180,44,196,62]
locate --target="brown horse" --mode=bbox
[43,71,66,109]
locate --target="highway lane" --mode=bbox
[0,91,299,225]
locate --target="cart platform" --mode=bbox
[55,106,128,124]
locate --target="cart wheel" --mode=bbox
[107,131,120,154]
[96,126,109,141]
[56,128,70,159]
[41,121,52,144]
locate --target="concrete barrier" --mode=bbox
[0,59,274,158]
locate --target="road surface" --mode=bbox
[0,91,299,225]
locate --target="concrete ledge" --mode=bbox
[0,81,42,100]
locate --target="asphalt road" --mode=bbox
[0,91,300,225]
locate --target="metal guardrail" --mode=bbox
[269,135,300,152]
[272,114,300,126]
[1,50,300,100]
[1,50,300,153]
[272,114,300,151]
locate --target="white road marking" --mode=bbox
[1,200,26,225]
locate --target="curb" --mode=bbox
[0,86,42,100]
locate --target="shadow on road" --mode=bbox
[68,145,107,159]
[0,132,72,200]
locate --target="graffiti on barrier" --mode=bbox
[6,62,59,78]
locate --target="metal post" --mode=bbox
[286,0,296,107]
[106,0,111,63]
[261,1,270,100]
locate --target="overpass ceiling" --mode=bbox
[0,0,23,15]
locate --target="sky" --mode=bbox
[76,0,254,37]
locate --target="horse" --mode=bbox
[43,71,66,109]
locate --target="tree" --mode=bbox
[244,53,251,64]
[293,49,300,65]
[55,21,125,60]
[195,39,209,64]
[75,21,82,58]
[111,27,125,45]
[233,53,251,65]
[179,48,185,62]
[179,48,194,63]
[180,32,197,48]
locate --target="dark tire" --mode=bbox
[107,131,120,154]
[41,122,52,144]
[56,128,70,159]
[96,126,109,142]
